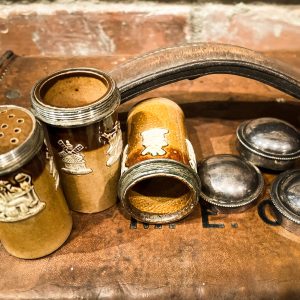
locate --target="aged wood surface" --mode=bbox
[0,51,300,299]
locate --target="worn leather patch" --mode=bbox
[0,48,300,299]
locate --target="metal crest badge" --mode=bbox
[100,121,123,167]
[0,173,46,222]
[58,140,92,175]
[120,144,129,175]
[186,139,197,172]
[45,140,60,189]
[141,128,169,156]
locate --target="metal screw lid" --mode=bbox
[198,154,264,208]
[237,118,300,160]
[270,169,300,224]
[31,68,120,128]
[0,105,44,176]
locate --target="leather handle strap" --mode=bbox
[109,43,300,102]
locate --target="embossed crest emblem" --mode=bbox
[120,144,129,175]
[58,140,92,175]
[44,139,60,189]
[0,173,45,222]
[141,128,169,156]
[100,121,123,167]
[186,139,197,172]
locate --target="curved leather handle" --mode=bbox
[109,43,300,102]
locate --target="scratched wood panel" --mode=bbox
[0,53,299,299]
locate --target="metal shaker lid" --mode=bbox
[270,169,300,224]
[198,154,264,208]
[237,118,300,160]
[0,105,44,175]
[31,68,120,128]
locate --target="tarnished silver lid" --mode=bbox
[31,68,120,128]
[237,118,300,161]
[0,105,44,176]
[198,154,264,211]
[270,169,300,225]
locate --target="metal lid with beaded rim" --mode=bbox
[198,154,264,213]
[271,169,300,225]
[236,118,300,171]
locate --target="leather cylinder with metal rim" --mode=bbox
[0,105,72,259]
[31,68,122,213]
[118,98,200,224]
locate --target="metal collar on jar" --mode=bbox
[118,158,201,224]
[31,68,120,128]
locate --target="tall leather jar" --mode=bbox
[0,105,72,259]
[118,98,200,224]
[31,68,122,213]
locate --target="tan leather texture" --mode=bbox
[0,48,300,299]
[110,43,300,102]
[126,98,189,167]
[46,117,120,213]
[0,147,72,259]
[120,98,198,223]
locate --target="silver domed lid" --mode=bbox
[271,169,300,224]
[237,118,300,160]
[198,154,264,208]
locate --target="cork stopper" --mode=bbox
[0,105,43,176]
[0,107,33,155]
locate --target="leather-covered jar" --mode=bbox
[118,98,200,224]
[0,105,72,259]
[31,68,122,213]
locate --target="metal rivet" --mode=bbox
[5,89,21,100]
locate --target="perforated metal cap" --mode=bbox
[0,105,44,175]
